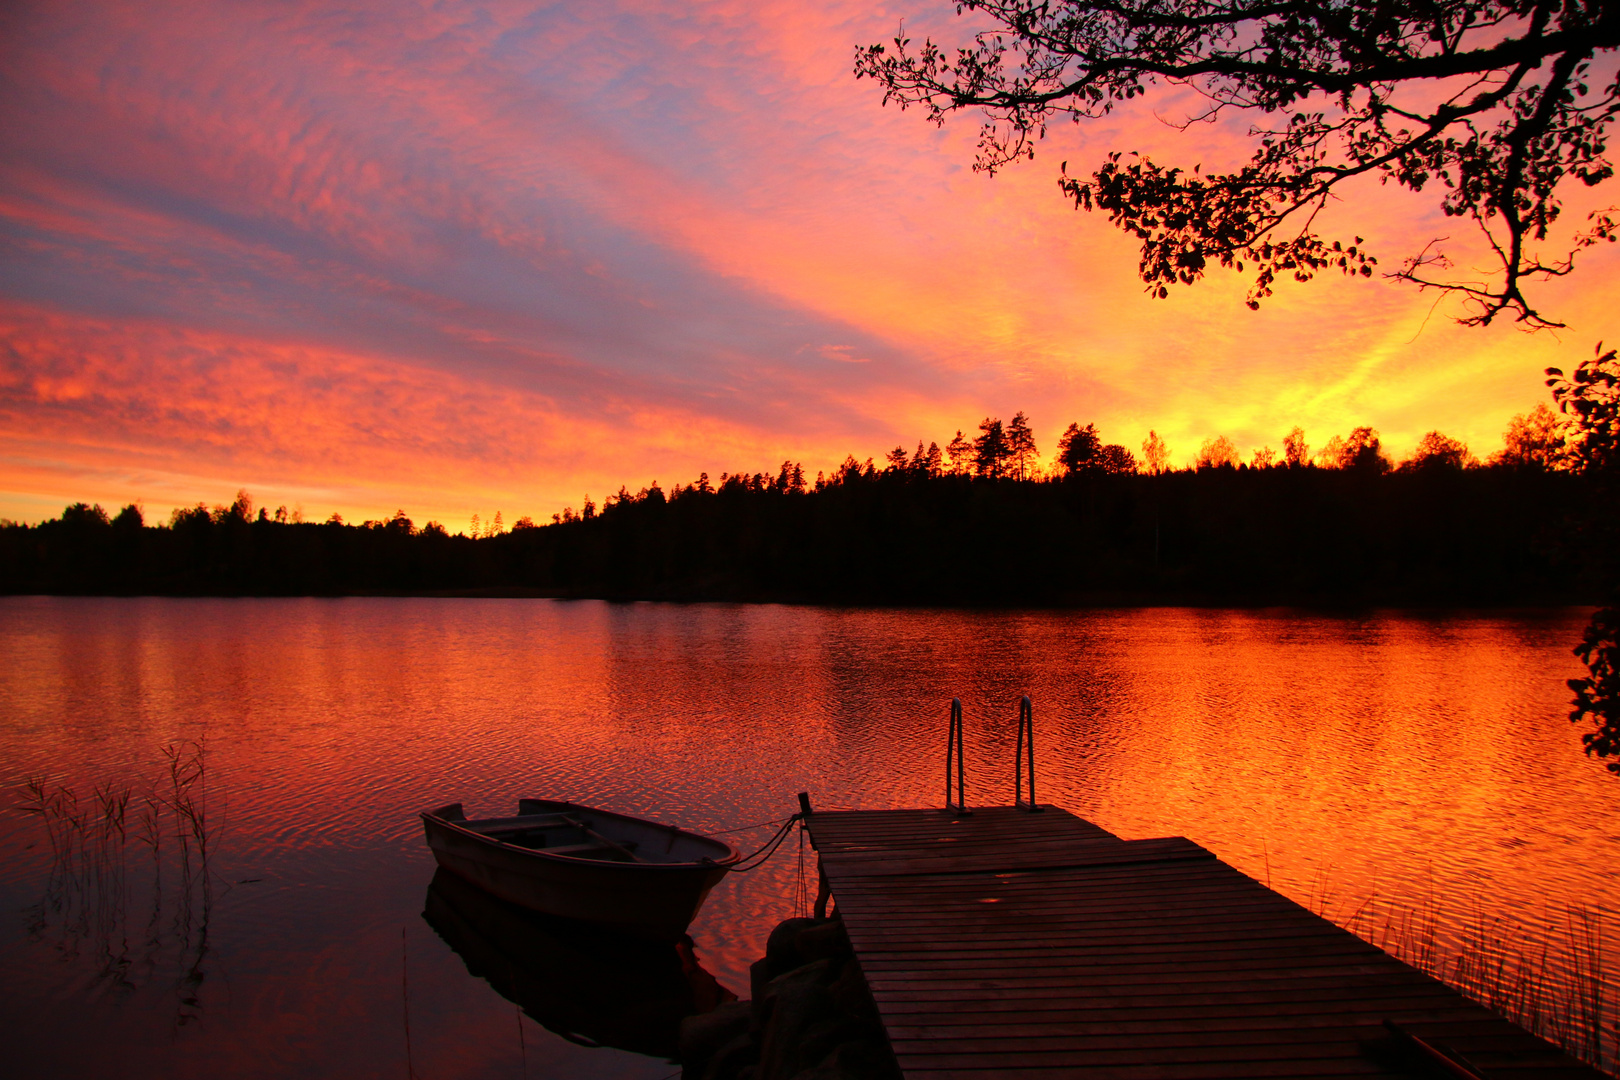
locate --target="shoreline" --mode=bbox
[0,589,1602,610]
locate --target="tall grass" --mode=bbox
[1307,874,1615,1073]
[18,741,217,1023]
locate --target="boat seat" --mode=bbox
[464,814,575,834]
[538,842,634,859]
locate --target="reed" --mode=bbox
[15,742,217,1018]
[1313,884,1614,1073]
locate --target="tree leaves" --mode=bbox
[856,0,1620,326]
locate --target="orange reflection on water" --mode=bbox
[0,599,1612,1078]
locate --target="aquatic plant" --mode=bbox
[1310,880,1614,1072]
[16,742,218,1024]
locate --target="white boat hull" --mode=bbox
[421,799,738,941]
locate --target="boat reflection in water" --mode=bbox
[422,868,737,1058]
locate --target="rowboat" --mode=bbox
[420,798,741,941]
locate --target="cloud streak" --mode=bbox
[0,0,1615,523]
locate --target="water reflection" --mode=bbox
[0,598,1614,1080]
[422,868,735,1058]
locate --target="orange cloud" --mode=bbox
[1,0,1616,523]
[0,301,848,526]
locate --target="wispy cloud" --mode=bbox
[0,0,1613,521]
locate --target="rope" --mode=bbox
[709,814,795,836]
[729,813,801,872]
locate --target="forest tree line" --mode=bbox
[548,402,1566,526]
[0,404,1601,604]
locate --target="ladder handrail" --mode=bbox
[1015,694,1041,811]
[945,698,968,815]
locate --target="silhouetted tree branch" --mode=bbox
[856,0,1619,326]
[1548,343,1620,768]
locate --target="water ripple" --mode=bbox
[0,597,1614,1078]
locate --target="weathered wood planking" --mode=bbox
[804,806,1605,1080]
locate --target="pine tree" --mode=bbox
[1006,411,1038,480]
[1057,422,1102,475]
[973,418,1012,478]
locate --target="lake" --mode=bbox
[1,597,1614,1077]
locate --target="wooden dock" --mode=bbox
[803,804,1604,1079]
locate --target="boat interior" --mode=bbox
[429,801,735,866]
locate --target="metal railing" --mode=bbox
[945,697,968,815]
[945,696,1041,814]
[1015,694,1041,812]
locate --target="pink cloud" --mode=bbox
[0,301,845,524]
[1,0,1616,521]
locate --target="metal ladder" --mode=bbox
[944,695,1041,814]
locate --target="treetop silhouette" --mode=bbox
[856,0,1618,327]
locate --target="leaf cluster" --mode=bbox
[1547,342,1620,477]
[856,0,1619,325]
[1547,344,1620,768]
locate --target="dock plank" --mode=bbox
[802,805,1604,1080]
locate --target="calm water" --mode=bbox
[1,597,1615,1078]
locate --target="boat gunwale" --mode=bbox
[420,800,744,872]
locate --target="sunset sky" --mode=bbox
[2,0,1616,528]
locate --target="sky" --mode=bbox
[1,0,1616,529]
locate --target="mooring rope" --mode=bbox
[729,813,801,872]
[709,814,796,836]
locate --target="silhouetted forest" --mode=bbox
[0,411,1601,604]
